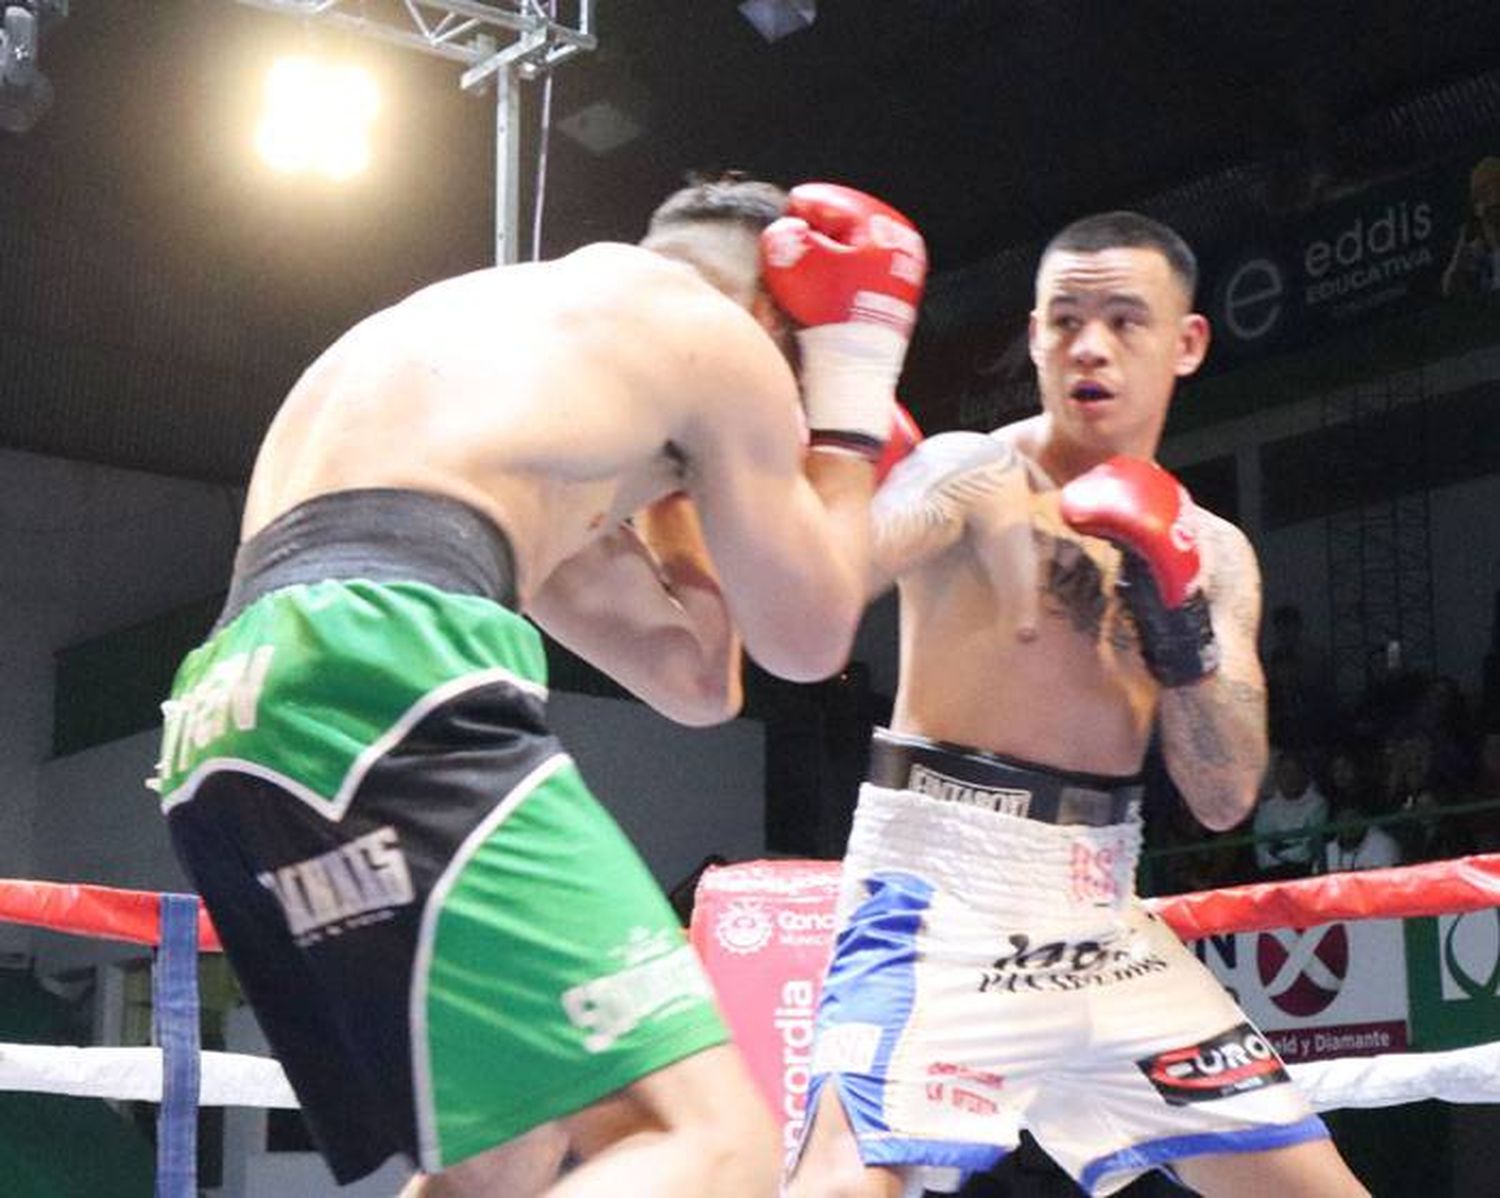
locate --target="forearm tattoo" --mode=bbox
[1161,519,1267,823]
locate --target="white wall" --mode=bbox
[0,447,238,954]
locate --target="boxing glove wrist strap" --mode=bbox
[796,323,906,458]
[1119,552,1220,687]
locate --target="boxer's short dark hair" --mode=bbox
[1041,211,1199,304]
[647,170,788,238]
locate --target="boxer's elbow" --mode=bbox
[1192,782,1258,832]
[751,607,859,684]
[658,674,744,727]
[641,647,744,726]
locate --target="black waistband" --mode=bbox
[217,489,519,631]
[867,729,1143,827]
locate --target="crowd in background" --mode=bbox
[1145,599,1500,896]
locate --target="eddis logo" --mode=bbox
[1218,256,1286,343]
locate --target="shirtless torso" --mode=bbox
[885,413,1256,781]
[240,241,881,705]
[244,243,792,605]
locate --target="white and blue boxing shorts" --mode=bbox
[800,729,1328,1196]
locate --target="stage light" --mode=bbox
[0,4,54,135]
[255,56,379,181]
[738,0,816,43]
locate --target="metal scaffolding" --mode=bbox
[234,1,596,264]
[1322,368,1435,703]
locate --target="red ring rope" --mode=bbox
[1,853,1497,952]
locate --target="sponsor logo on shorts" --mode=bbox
[927,1061,1005,1090]
[562,929,713,1053]
[810,1021,882,1076]
[1137,1023,1290,1106]
[1069,835,1131,907]
[258,825,415,945]
[976,931,1168,994]
[713,899,776,955]
[923,1060,1005,1115]
[153,645,276,791]
[907,764,1031,817]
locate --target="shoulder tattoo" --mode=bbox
[873,432,1023,569]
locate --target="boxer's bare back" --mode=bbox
[243,244,801,605]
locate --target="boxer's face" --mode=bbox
[1030,246,1208,460]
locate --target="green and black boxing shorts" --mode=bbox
[153,489,729,1184]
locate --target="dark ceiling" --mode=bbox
[2,1,1498,483]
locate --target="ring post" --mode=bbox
[153,894,202,1198]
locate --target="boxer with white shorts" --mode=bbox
[788,212,1368,1197]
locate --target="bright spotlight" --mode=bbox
[255,56,379,180]
[0,4,55,135]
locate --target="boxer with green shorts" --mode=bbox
[159,491,728,1183]
[150,173,929,1197]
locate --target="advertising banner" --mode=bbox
[1405,907,1500,1051]
[689,860,841,1166]
[1191,918,1409,1063]
[1201,157,1480,366]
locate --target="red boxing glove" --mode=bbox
[760,183,926,333]
[874,401,924,483]
[761,183,928,460]
[1060,456,1219,686]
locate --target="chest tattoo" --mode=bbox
[1035,528,1137,652]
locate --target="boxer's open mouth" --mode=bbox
[1070,382,1114,402]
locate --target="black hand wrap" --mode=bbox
[1117,552,1220,687]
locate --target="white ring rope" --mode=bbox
[1,1038,1497,1113]
[0,1043,297,1107]
[1287,1041,1500,1111]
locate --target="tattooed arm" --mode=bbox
[869,432,1037,621]
[1156,514,1269,831]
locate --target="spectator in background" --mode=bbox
[1441,155,1500,297]
[1254,748,1329,879]
[1323,803,1402,873]
[1407,674,1476,793]
[1383,729,1474,863]
[1350,644,1425,745]
[1467,729,1500,853]
[1264,603,1331,749]
[1321,744,1402,873]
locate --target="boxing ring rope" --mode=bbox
[1141,852,1500,939]
[1,857,1499,1192]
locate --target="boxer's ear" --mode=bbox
[751,288,798,364]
